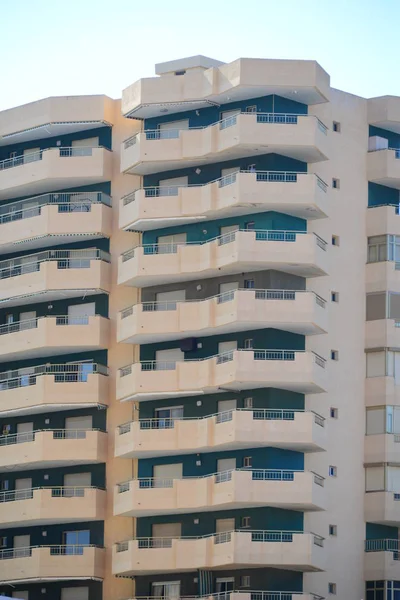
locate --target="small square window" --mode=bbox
[332,178,340,189]
[330,407,338,419]
[240,575,251,587]
[329,524,337,536]
[331,350,339,361]
[329,465,337,477]
[243,456,252,468]
[174,70,186,76]
[328,582,337,595]
[331,291,339,303]
[241,516,251,528]
[245,106,257,113]
[244,397,253,409]
[333,121,341,133]
[244,279,255,289]
[243,339,254,349]
[332,235,340,246]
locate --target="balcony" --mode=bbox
[128,593,323,600]
[368,149,400,190]
[0,428,107,472]
[0,146,113,200]
[115,409,326,459]
[0,192,112,254]
[0,248,111,309]
[365,491,400,526]
[364,433,400,463]
[0,362,109,417]
[367,205,400,238]
[121,113,329,176]
[0,314,109,362]
[112,530,325,576]
[120,172,329,232]
[365,539,400,581]
[118,289,327,345]
[0,545,105,585]
[118,231,328,288]
[366,375,400,407]
[122,57,330,119]
[117,350,327,402]
[0,486,106,529]
[114,469,326,517]
[365,319,400,349]
[366,260,400,294]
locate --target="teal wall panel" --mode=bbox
[0,581,102,600]
[366,522,398,540]
[0,462,106,491]
[368,182,400,206]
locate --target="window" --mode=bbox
[331,291,339,303]
[332,178,340,189]
[244,279,255,289]
[329,466,337,477]
[245,221,255,230]
[174,70,186,76]
[368,234,400,263]
[0,480,9,491]
[244,397,253,408]
[245,106,257,113]
[243,339,254,349]
[329,524,337,536]
[241,516,251,528]
[333,121,341,133]
[330,407,338,419]
[0,536,7,548]
[243,456,252,468]
[331,350,339,361]
[247,163,256,172]
[332,235,340,246]
[328,583,337,595]
[240,575,251,587]
[9,151,17,159]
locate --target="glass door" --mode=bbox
[152,581,181,600]
[155,406,184,429]
[63,529,90,555]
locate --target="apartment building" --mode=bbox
[0,55,399,600]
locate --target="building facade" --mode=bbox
[0,55,400,600]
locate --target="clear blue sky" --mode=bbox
[1,0,398,111]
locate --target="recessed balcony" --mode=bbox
[0,428,107,472]
[368,149,400,190]
[118,230,328,288]
[365,491,400,526]
[0,146,113,200]
[114,469,326,517]
[0,314,109,362]
[120,172,329,232]
[113,530,325,576]
[118,289,327,345]
[365,319,400,349]
[0,248,111,309]
[0,545,105,585]
[0,362,109,417]
[121,113,329,176]
[115,409,326,459]
[0,192,112,254]
[0,486,106,529]
[117,349,327,402]
[365,539,400,581]
[365,433,400,463]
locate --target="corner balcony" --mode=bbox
[368,149,400,190]
[121,114,329,176]
[366,374,400,407]
[0,192,112,254]
[365,319,400,349]
[117,350,327,402]
[120,172,329,232]
[118,289,327,345]
[0,428,107,472]
[115,409,326,459]
[118,231,328,288]
[112,530,325,576]
[0,248,111,309]
[364,433,400,463]
[0,486,106,529]
[0,314,109,362]
[114,469,326,517]
[0,545,105,585]
[365,491,400,526]
[0,146,113,200]
[365,539,400,581]
[0,362,109,417]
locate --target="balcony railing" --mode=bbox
[0,544,100,559]
[0,146,107,172]
[0,485,102,503]
[368,147,400,159]
[123,113,328,149]
[0,248,110,280]
[129,593,324,600]
[121,230,327,263]
[0,428,103,447]
[120,289,326,320]
[121,171,328,206]
[0,191,111,224]
[365,538,400,558]
[0,314,100,336]
[0,361,108,391]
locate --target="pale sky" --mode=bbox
[1,0,399,111]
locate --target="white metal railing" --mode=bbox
[0,361,108,391]
[128,593,324,600]
[0,314,102,337]
[121,230,327,263]
[0,428,102,447]
[365,538,400,554]
[119,289,326,319]
[0,544,100,559]
[0,146,108,172]
[122,113,328,148]
[0,485,101,503]
[0,191,111,224]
